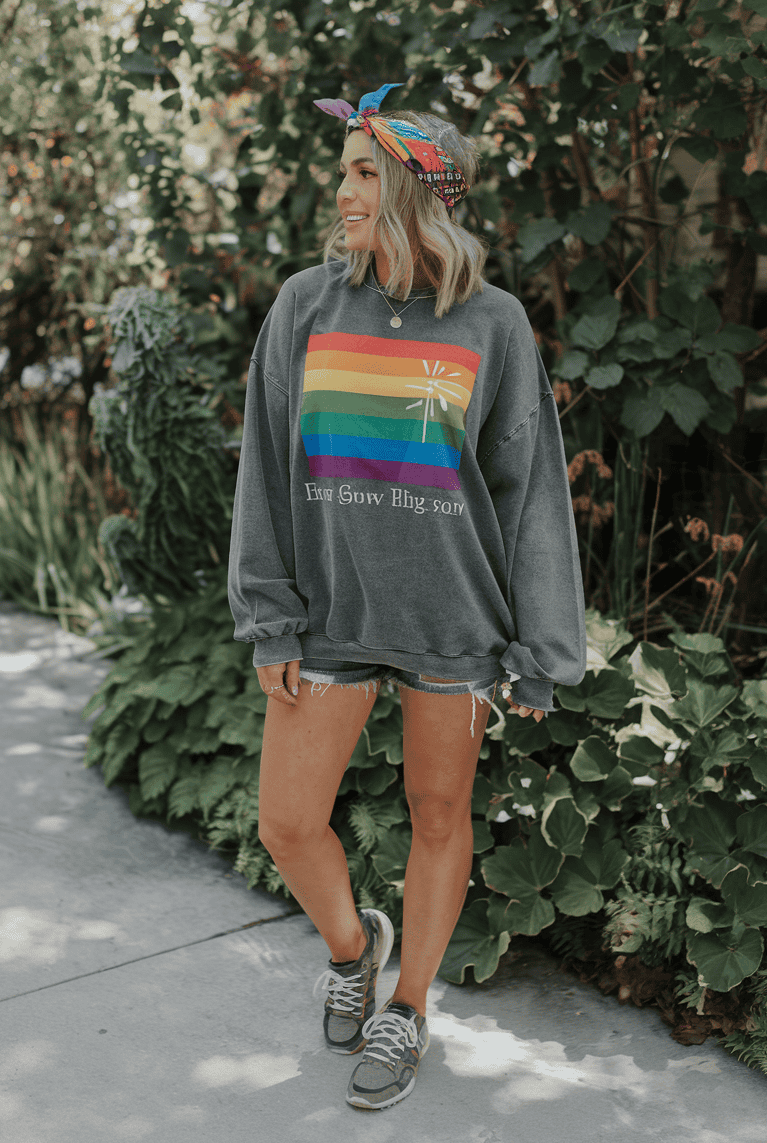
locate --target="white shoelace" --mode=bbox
[359,1010,418,1064]
[313,967,365,1012]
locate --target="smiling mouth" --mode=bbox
[344,216,368,224]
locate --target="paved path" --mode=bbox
[1,600,764,1142]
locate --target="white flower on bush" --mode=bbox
[512,803,536,818]
[21,363,48,389]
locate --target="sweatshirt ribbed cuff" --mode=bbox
[250,634,303,670]
[510,676,554,713]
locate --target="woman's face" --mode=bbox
[336,130,381,256]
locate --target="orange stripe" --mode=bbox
[305,349,476,389]
[308,331,481,372]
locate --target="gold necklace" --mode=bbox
[371,275,437,328]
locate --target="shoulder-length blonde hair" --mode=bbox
[322,110,488,319]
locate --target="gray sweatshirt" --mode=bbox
[228,259,586,711]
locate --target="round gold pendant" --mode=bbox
[390,316,402,328]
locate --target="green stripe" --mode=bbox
[301,409,465,451]
[301,388,466,435]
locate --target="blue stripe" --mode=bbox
[302,433,460,469]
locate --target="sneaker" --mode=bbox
[345,999,430,1110]
[312,908,394,1055]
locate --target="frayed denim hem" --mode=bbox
[297,669,506,739]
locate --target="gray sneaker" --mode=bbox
[346,999,430,1110]
[312,908,394,1055]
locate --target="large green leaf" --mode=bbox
[438,898,511,984]
[721,866,767,927]
[746,750,767,788]
[517,217,566,262]
[570,295,621,351]
[706,352,742,395]
[741,680,767,719]
[472,819,495,854]
[549,867,604,915]
[687,925,764,992]
[620,388,665,437]
[628,642,687,701]
[556,669,635,718]
[676,795,741,887]
[735,805,767,859]
[553,349,589,380]
[685,897,735,933]
[489,890,556,936]
[550,831,628,915]
[597,765,635,810]
[584,608,634,668]
[586,363,624,390]
[566,201,613,245]
[570,736,619,781]
[138,742,178,799]
[671,680,739,727]
[668,632,731,679]
[482,822,564,899]
[541,797,588,856]
[659,383,710,436]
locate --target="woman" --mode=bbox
[228,82,586,1111]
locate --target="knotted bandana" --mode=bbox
[313,82,468,210]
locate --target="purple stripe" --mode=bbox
[308,454,461,491]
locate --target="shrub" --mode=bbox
[82,576,767,1073]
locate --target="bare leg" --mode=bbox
[389,684,492,1017]
[258,680,380,963]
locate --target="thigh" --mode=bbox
[399,686,492,808]
[258,680,380,838]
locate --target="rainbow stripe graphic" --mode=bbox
[300,332,481,491]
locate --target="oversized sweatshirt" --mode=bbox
[228,259,587,712]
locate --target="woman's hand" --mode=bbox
[256,660,302,708]
[505,699,546,723]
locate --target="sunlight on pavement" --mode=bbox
[192,1052,301,1089]
[0,652,43,673]
[0,907,121,965]
[429,1010,724,1109]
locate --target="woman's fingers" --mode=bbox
[506,701,546,723]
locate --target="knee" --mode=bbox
[258,813,325,859]
[406,791,471,843]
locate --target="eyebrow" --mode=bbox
[338,158,377,172]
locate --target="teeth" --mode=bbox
[346,215,367,221]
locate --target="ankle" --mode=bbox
[389,993,426,1018]
[331,924,366,964]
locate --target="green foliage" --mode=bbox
[88,286,237,602]
[83,586,767,1071]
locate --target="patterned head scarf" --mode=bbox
[313,82,468,210]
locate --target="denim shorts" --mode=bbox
[298,656,507,740]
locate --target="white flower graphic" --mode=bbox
[404,360,469,444]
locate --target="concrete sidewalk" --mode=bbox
[1,601,764,1143]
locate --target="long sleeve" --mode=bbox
[477,301,587,712]
[228,305,309,668]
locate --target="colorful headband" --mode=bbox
[313,82,468,210]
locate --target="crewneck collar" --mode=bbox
[365,264,437,299]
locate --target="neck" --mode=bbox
[373,254,432,291]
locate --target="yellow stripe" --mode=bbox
[303,368,472,412]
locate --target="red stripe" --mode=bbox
[308,331,481,373]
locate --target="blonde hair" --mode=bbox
[322,110,489,319]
